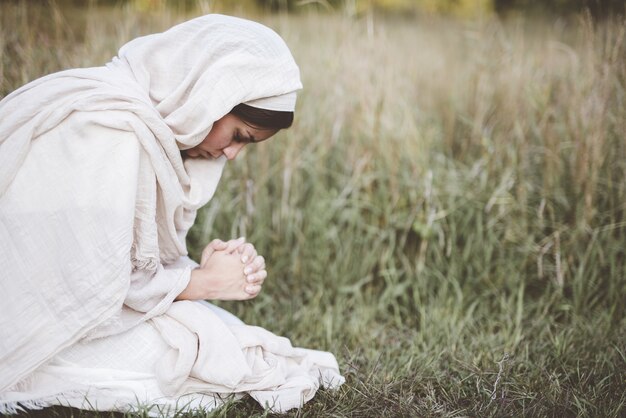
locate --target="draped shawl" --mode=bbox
[0,14,303,393]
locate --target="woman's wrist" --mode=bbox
[177,268,218,300]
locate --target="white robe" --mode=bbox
[0,14,343,415]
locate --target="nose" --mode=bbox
[223,143,246,160]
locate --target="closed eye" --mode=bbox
[233,130,252,144]
[233,129,256,144]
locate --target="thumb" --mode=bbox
[201,239,227,267]
[225,236,246,254]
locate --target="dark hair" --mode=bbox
[230,103,294,130]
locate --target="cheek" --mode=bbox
[204,125,231,149]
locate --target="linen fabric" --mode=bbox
[244,92,297,111]
[0,14,343,414]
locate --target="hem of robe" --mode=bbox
[0,301,345,416]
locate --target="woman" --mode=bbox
[0,14,343,415]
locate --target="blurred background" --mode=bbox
[5,0,624,18]
[1,0,625,417]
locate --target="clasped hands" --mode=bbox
[177,237,267,301]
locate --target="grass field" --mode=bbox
[1,2,625,417]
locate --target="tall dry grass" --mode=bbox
[2,2,625,416]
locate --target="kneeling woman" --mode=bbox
[0,14,343,415]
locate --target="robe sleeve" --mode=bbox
[124,260,192,314]
[125,255,202,314]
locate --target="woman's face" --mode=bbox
[185,114,277,160]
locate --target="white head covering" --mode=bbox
[0,15,302,391]
[244,91,297,111]
[107,14,302,147]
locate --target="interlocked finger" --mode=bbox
[246,269,267,285]
[223,237,246,253]
[244,255,265,274]
[238,243,257,263]
[244,284,262,298]
[209,238,225,247]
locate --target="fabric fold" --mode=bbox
[0,300,344,416]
